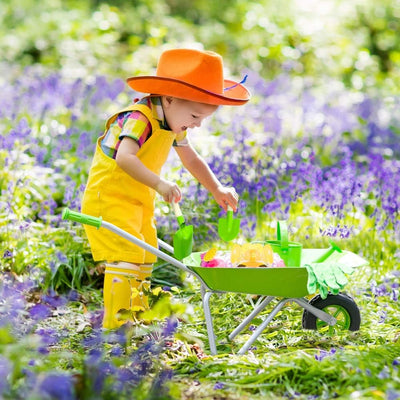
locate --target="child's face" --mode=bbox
[162,97,218,134]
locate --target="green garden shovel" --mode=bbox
[218,206,240,242]
[172,201,193,260]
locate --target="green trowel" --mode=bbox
[172,201,193,260]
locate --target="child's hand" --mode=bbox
[156,178,182,203]
[212,186,239,212]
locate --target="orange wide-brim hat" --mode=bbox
[126,48,250,106]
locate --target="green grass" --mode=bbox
[32,254,398,399]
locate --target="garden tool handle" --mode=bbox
[314,240,342,263]
[172,201,185,226]
[62,208,102,229]
[276,220,288,253]
[172,201,182,217]
[226,206,234,226]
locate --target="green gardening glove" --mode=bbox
[318,282,328,299]
[305,264,318,294]
[328,262,354,290]
[305,262,354,299]
[337,263,355,275]
[313,265,331,298]
[305,264,329,298]
[331,264,349,286]
[318,266,341,290]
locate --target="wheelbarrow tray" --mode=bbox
[183,249,360,298]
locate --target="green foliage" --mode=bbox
[1,0,400,89]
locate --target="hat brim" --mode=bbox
[126,76,250,106]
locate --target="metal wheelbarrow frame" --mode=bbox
[62,209,362,355]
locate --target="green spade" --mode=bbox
[218,206,240,242]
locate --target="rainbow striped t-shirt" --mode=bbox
[100,96,188,158]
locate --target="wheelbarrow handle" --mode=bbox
[62,208,102,229]
[61,208,194,275]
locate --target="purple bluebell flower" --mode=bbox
[42,291,68,308]
[3,250,13,259]
[0,357,11,394]
[0,277,28,330]
[370,281,389,297]
[29,303,52,321]
[82,331,104,348]
[38,199,58,220]
[38,347,50,355]
[378,310,388,324]
[106,327,128,348]
[148,369,174,398]
[86,349,103,365]
[391,281,400,289]
[116,368,139,387]
[248,325,257,332]
[377,367,390,379]
[89,310,104,329]
[127,339,164,381]
[315,348,336,361]
[18,221,31,232]
[84,349,116,396]
[63,182,76,205]
[55,251,68,265]
[110,345,124,357]
[38,373,76,400]
[386,390,400,400]
[36,327,60,347]
[67,290,79,302]
[162,317,178,338]
[213,382,225,390]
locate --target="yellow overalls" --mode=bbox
[81,103,177,328]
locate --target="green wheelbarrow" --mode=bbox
[62,208,368,355]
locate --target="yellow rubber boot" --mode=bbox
[131,264,153,310]
[102,262,141,329]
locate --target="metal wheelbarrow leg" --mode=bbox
[201,286,218,355]
[158,235,218,355]
[238,298,293,355]
[229,296,275,341]
[236,297,337,355]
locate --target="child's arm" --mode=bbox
[175,144,238,211]
[116,137,181,203]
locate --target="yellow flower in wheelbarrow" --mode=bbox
[231,243,274,267]
[203,247,218,262]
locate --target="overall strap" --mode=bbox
[105,103,161,132]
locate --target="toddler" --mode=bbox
[81,48,250,328]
